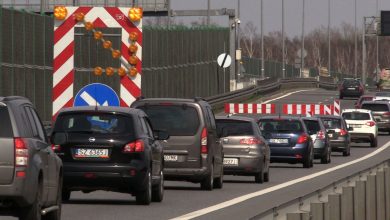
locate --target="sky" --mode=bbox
[170,0,390,37]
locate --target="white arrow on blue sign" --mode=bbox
[74,83,120,107]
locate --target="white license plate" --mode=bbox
[164,155,178,162]
[348,88,356,90]
[269,138,289,144]
[328,134,333,138]
[75,148,109,158]
[223,158,238,166]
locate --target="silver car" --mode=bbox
[216,116,270,183]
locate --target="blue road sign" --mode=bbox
[74,83,120,107]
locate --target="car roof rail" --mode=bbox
[136,96,145,101]
[194,97,205,102]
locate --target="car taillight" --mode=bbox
[316,130,326,140]
[51,144,61,152]
[339,129,348,136]
[201,128,208,154]
[366,121,376,127]
[123,140,145,153]
[297,135,309,144]
[240,138,263,145]
[14,138,28,167]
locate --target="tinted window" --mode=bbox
[321,118,342,129]
[29,108,46,141]
[343,80,360,86]
[342,112,370,120]
[216,120,253,136]
[375,92,390,97]
[0,106,13,137]
[303,120,321,133]
[54,113,134,135]
[24,107,39,138]
[139,105,200,136]
[259,119,304,132]
[362,104,389,111]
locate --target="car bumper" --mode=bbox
[270,145,308,163]
[350,133,375,142]
[223,156,262,175]
[63,162,148,193]
[376,121,390,130]
[313,140,327,158]
[341,90,362,97]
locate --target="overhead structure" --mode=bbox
[380,11,390,36]
[52,6,142,119]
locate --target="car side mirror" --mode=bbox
[50,132,68,145]
[154,130,169,140]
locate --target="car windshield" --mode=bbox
[216,120,253,137]
[0,106,13,137]
[342,112,370,120]
[362,104,389,112]
[303,120,321,134]
[54,113,134,135]
[321,118,341,129]
[138,105,200,136]
[343,80,360,86]
[259,119,303,133]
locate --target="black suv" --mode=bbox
[338,78,364,99]
[51,106,168,205]
[0,96,63,220]
[131,98,224,190]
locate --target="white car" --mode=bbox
[341,109,378,148]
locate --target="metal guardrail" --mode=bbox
[206,77,337,109]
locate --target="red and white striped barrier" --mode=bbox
[224,103,276,114]
[283,100,341,116]
[52,7,142,119]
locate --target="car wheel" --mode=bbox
[213,164,223,189]
[43,176,62,220]
[263,160,270,182]
[151,170,164,202]
[254,169,264,183]
[303,148,313,168]
[371,138,377,148]
[62,189,71,201]
[20,181,42,220]
[342,146,350,156]
[321,147,331,164]
[136,171,152,205]
[201,163,214,191]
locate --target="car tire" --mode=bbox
[264,161,270,182]
[213,164,223,189]
[43,176,62,220]
[136,171,152,205]
[254,170,264,183]
[371,138,378,148]
[151,170,164,202]
[342,146,350,156]
[20,181,43,220]
[320,147,331,164]
[303,148,313,168]
[62,189,71,201]
[201,164,214,191]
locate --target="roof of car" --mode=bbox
[342,108,371,113]
[132,98,208,105]
[216,115,256,122]
[317,115,343,119]
[58,106,144,115]
[361,100,390,105]
[258,115,302,120]
[301,117,321,121]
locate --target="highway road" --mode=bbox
[6,89,390,220]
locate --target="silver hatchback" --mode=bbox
[216,116,270,183]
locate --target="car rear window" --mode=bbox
[361,104,389,112]
[138,105,200,136]
[259,119,304,133]
[54,113,134,135]
[342,112,370,120]
[303,120,321,133]
[343,80,360,86]
[321,118,341,129]
[216,120,253,137]
[0,106,13,137]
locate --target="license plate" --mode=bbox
[269,138,289,144]
[328,134,333,138]
[75,148,109,158]
[164,155,178,162]
[223,158,238,166]
[348,88,356,90]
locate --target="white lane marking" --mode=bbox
[80,91,108,106]
[171,141,390,220]
[262,89,314,104]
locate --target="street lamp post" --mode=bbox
[301,0,305,78]
[261,0,264,79]
[354,0,357,78]
[282,0,285,78]
[328,0,331,77]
